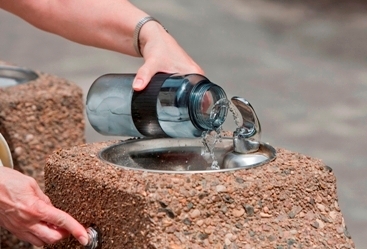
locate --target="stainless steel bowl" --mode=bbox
[0,65,38,87]
[99,137,276,173]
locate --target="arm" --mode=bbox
[0,1,203,246]
[0,0,204,90]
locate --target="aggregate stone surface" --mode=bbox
[44,140,354,248]
[0,61,85,249]
[0,60,85,188]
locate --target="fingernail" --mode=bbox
[133,79,144,90]
[78,235,89,246]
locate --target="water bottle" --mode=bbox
[86,73,228,138]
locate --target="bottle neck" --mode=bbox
[189,81,228,131]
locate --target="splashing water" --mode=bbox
[228,101,242,129]
[201,98,229,170]
[201,129,222,170]
[200,98,244,170]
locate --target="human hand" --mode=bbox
[0,167,88,247]
[132,20,204,91]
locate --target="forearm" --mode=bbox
[0,0,147,56]
[0,0,204,90]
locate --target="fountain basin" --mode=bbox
[0,61,85,249]
[100,137,276,173]
[0,62,85,188]
[0,65,38,87]
[44,140,354,249]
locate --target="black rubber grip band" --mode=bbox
[131,73,173,137]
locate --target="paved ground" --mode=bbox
[1,0,366,247]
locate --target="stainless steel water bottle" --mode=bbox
[86,73,227,138]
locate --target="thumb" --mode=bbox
[132,62,157,91]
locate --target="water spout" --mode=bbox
[230,97,261,154]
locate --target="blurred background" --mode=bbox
[1,0,366,247]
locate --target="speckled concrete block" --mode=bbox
[0,61,85,249]
[44,141,355,249]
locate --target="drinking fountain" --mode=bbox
[43,92,354,248]
[0,61,85,249]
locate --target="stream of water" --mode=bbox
[201,98,242,169]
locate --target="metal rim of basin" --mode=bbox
[0,65,39,87]
[99,137,276,174]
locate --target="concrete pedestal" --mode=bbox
[44,141,355,249]
[0,61,85,249]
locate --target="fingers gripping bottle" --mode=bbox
[86,73,227,138]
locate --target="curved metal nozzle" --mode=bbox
[231,97,261,154]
